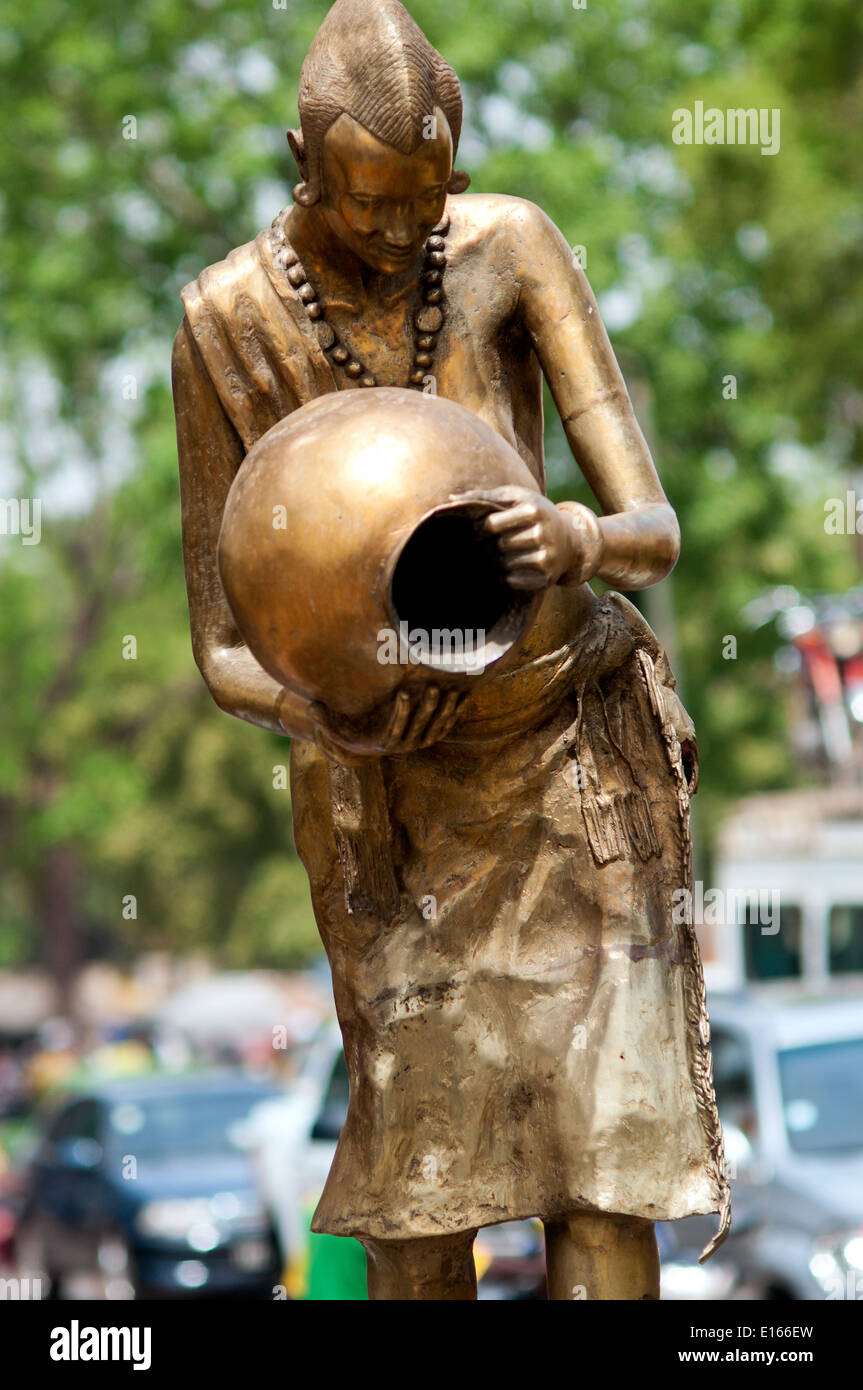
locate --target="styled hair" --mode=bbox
[288,0,470,205]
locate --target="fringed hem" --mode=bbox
[637,649,732,1261]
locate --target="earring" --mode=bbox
[292,182,320,207]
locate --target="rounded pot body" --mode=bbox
[218,387,543,718]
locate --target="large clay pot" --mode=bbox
[218,387,543,719]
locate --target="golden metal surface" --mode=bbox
[173,0,729,1299]
[217,389,543,721]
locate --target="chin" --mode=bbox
[366,245,422,275]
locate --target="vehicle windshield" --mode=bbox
[105,1086,276,1158]
[779,1038,863,1154]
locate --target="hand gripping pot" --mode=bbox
[217,387,544,720]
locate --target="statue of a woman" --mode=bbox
[173,0,729,1300]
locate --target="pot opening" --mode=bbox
[390,504,532,676]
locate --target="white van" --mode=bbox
[702,786,863,993]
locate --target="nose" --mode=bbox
[382,205,416,249]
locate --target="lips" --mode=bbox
[372,237,418,259]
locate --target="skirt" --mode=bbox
[290,584,729,1257]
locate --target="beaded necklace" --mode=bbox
[271,213,449,388]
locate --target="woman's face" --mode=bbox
[317,108,452,275]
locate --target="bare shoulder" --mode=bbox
[448,193,571,260]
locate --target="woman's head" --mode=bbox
[288,0,469,270]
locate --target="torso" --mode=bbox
[283,194,547,488]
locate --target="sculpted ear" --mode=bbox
[287,127,320,206]
[287,128,307,176]
[448,169,471,194]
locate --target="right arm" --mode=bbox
[172,317,317,740]
[173,317,463,757]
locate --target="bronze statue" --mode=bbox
[173,0,729,1300]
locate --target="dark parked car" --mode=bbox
[15,1072,283,1299]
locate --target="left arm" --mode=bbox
[487,201,680,592]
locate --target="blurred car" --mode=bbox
[15,1071,282,1299]
[659,990,863,1300]
[248,1024,546,1299]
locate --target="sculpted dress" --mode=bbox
[173,194,730,1258]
